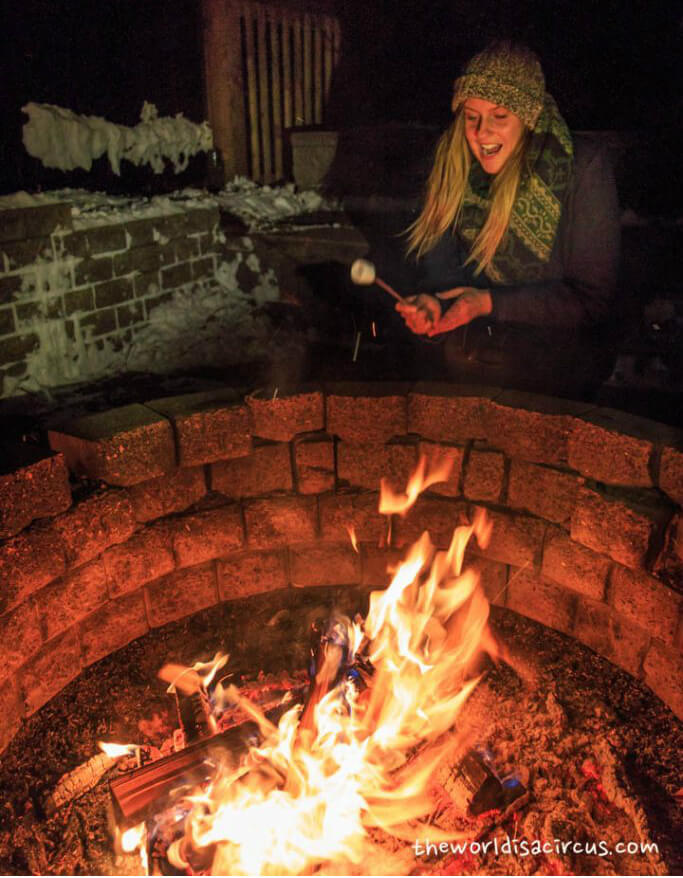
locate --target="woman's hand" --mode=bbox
[426,287,492,336]
[395,294,442,335]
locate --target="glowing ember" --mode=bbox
[131,456,499,875]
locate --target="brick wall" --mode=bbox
[0,197,220,398]
[1,382,682,752]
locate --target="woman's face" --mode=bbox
[463,98,525,175]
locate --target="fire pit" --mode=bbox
[0,382,681,875]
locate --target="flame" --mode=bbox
[147,459,498,874]
[379,453,454,516]
[346,524,359,553]
[98,741,136,758]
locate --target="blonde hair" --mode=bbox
[406,110,530,279]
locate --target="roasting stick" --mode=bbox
[350,259,408,305]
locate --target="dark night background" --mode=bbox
[1,0,682,209]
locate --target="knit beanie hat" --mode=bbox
[451,42,546,128]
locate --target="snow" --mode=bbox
[22,101,213,175]
[214,177,337,229]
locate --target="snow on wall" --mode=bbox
[22,101,213,175]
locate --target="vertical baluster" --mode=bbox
[243,4,261,181]
[293,16,304,126]
[313,16,323,124]
[256,3,272,182]
[323,15,334,103]
[282,11,293,131]
[303,12,313,124]
[271,9,283,179]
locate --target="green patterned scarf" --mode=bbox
[458,94,573,284]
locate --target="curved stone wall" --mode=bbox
[1,382,682,752]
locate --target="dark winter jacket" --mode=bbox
[418,134,621,329]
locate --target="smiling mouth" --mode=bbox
[480,144,502,157]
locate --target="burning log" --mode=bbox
[47,746,133,813]
[109,695,304,826]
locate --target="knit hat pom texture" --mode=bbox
[452,42,546,128]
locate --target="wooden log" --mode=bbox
[256,3,273,183]
[110,692,305,826]
[243,4,261,180]
[271,8,284,179]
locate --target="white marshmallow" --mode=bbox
[350,259,376,285]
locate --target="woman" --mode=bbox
[396,42,620,398]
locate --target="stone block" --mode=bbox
[360,544,404,587]
[541,528,610,600]
[20,627,82,716]
[185,206,219,233]
[39,559,109,641]
[485,391,592,466]
[50,490,136,568]
[80,307,117,337]
[507,567,577,635]
[473,509,546,567]
[507,460,581,525]
[290,542,361,587]
[103,522,176,596]
[659,446,683,505]
[0,332,39,366]
[86,225,127,254]
[0,444,71,539]
[0,306,16,336]
[146,562,219,627]
[0,677,23,753]
[217,550,289,599]
[571,486,664,570]
[172,506,244,568]
[610,564,681,645]
[573,598,650,677]
[0,526,67,615]
[48,403,176,486]
[161,262,193,288]
[0,202,72,243]
[146,390,251,466]
[416,441,465,497]
[319,492,385,543]
[337,441,416,491]
[64,287,95,314]
[124,219,156,248]
[246,388,324,441]
[464,552,508,606]
[191,256,215,280]
[395,497,469,548]
[294,437,335,494]
[244,496,318,548]
[0,602,43,684]
[0,238,51,270]
[81,591,149,666]
[326,384,408,443]
[211,443,293,498]
[643,639,683,719]
[74,255,113,286]
[463,449,505,502]
[568,409,671,487]
[408,384,497,442]
[126,466,206,522]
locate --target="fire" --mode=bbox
[140,455,498,874]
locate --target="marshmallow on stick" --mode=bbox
[350,259,406,304]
